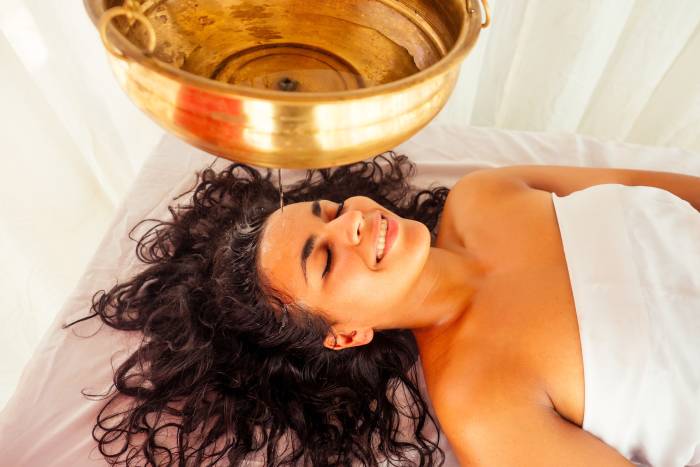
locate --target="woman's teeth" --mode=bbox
[376,218,388,261]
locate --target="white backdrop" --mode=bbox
[1,0,699,410]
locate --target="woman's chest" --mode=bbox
[425,188,585,427]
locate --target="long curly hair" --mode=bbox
[64,151,452,466]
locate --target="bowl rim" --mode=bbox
[84,0,483,102]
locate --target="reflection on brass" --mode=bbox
[86,0,489,168]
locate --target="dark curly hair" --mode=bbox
[64,151,452,466]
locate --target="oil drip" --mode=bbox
[278,168,284,212]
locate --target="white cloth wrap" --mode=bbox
[552,184,700,467]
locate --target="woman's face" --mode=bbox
[258,196,431,338]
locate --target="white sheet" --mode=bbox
[1,124,699,466]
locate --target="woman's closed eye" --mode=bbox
[322,200,345,278]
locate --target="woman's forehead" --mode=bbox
[258,201,316,287]
[265,201,314,235]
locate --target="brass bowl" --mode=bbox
[85,0,489,168]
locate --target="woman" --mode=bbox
[66,151,700,466]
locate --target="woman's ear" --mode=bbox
[323,327,374,350]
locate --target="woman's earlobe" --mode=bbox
[356,328,374,346]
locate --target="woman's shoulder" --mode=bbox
[438,168,549,254]
[441,169,537,229]
[447,168,533,202]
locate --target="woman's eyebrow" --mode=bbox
[300,200,323,284]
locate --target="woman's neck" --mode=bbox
[381,245,488,332]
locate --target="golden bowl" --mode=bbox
[85,0,489,168]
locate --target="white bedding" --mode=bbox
[1,124,698,466]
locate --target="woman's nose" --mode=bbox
[329,209,363,245]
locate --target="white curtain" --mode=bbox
[1,0,699,410]
[437,0,700,151]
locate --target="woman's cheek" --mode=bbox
[333,271,379,309]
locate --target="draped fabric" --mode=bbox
[1,0,699,410]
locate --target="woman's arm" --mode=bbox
[467,165,700,211]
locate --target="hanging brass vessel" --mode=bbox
[85,0,489,168]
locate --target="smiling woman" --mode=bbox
[258,191,436,351]
[63,151,452,466]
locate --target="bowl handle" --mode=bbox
[468,0,491,29]
[98,6,157,58]
[480,0,491,28]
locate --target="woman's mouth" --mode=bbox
[376,217,388,261]
[376,214,397,263]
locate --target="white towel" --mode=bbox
[552,184,700,467]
